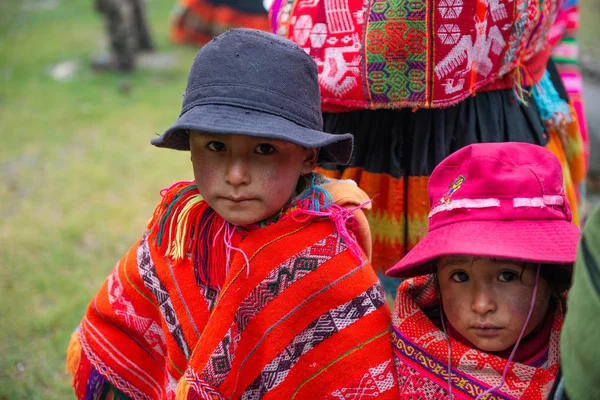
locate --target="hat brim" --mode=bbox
[386,219,580,279]
[151,104,354,165]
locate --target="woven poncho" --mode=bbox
[67,181,398,399]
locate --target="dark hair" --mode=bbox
[536,263,572,295]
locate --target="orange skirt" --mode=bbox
[171,0,270,46]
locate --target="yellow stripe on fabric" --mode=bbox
[169,358,185,376]
[368,211,405,244]
[407,212,428,248]
[566,131,584,162]
[122,245,155,306]
[290,328,390,399]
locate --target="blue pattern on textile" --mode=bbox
[532,70,572,126]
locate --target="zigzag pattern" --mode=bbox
[327,360,396,399]
[186,369,224,400]
[201,332,234,388]
[198,282,219,312]
[137,234,191,359]
[241,284,386,399]
[201,233,346,386]
[368,210,405,245]
[236,234,345,332]
[407,213,428,250]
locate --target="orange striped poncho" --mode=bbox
[67,182,398,399]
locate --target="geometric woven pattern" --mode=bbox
[243,284,387,397]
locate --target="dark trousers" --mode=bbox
[95,0,154,70]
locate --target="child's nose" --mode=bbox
[225,159,250,186]
[471,286,497,315]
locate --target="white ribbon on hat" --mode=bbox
[513,195,564,208]
[428,195,565,218]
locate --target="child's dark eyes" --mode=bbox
[450,271,469,283]
[498,271,519,282]
[255,143,276,155]
[206,141,226,152]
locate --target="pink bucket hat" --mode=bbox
[386,142,580,279]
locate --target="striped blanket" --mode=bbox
[67,182,397,399]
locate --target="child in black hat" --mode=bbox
[67,28,398,399]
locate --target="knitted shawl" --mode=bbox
[392,276,562,399]
[67,181,398,399]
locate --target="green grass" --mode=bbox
[0,1,197,398]
[580,0,600,60]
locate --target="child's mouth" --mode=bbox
[222,196,256,203]
[471,327,501,337]
[470,323,502,337]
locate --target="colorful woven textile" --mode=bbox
[549,0,588,217]
[171,0,270,46]
[392,275,562,399]
[274,0,557,110]
[67,182,397,399]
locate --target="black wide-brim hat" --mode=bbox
[151,28,353,165]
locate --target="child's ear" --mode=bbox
[301,148,319,174]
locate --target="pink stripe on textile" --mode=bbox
[561,76,584,93]
[548,25,566,44]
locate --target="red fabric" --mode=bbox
[182,208,398,398]
[274,0,559,110]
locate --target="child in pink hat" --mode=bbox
[386,142,580,399]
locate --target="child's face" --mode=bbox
[437,256,551,352]
[189,131,318,225]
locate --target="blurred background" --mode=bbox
[0,0,598,398]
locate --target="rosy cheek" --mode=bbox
[505,291,532,318]
[441,293,462,323]
[259,164,296,199]
[194,163,217,189]
[259,167,280,190]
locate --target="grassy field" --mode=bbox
[0,1,196,398]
